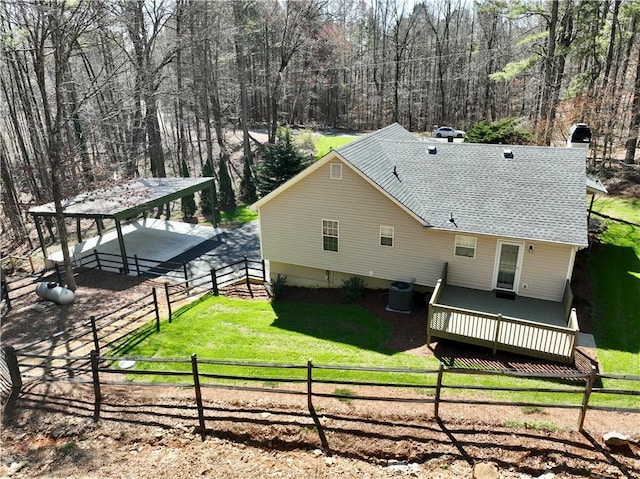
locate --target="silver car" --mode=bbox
[433,126,465,138]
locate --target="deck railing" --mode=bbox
[427,263,579,364]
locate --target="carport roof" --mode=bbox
[28,177,214,220]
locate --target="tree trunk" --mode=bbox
[624,45,640,164]
[537,0,558,143]
[233,1,252,163]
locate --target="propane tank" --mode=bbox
[36,282,75,305]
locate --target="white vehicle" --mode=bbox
[433,126,465,138]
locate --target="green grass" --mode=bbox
[120,295,438,384]
[587,196,640,407]
[220,204,259,224]
[199,204,258,226]
[313,134,357,159]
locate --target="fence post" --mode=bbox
[152,288,160,332]
[306,358,330,455]
[134,255,141,277]
[1,280,11,312]
[261,259,266,282]
[578,365,597,432]
[93,249,102,271]
[211,268,219,296]
[307,359,314,412]
[244,256,253,297]
[90,316,100,355]
[28,256,35,274]
[164,283,172,323]
[492,314,502,355]
[90,350,101,421]
[434,362,445,418]
[2,346,22,421]
[191,354,206,440]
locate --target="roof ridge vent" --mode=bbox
[427,145,437,154]
[503,149,514,159]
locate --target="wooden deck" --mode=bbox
[427,264,579,364]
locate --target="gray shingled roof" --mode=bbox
[336,123,588,246]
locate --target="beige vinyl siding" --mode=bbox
[259,155,573,301]
[259,156,446,287]
[445,233,496,291]
[519,241,574,301]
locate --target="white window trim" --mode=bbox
[454,234,477,258]
[322,219,339,252]
[380,226,394,247]
[330,163,342,180]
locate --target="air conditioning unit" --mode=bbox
[386,281,413,313]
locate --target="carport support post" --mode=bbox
[114,218,129,274]
[183,262,189,293]
[76,217,83,243]
[33,214,48,259]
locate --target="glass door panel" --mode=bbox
[496,244,519,290]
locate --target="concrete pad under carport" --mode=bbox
[47,218,223,274]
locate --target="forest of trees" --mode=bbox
[1,0,639,257]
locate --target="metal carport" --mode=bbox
[28,178,216,273]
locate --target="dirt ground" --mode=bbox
[1,270,639,478]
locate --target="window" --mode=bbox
[330,163,342,179]
[380,226,394,247]
[455,235,476,258]
[322,220,339,252]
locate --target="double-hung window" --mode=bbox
[454,235,476,258]
[380,226,394,247]
[322,220,339,252]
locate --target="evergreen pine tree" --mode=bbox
[239,155,258,204]
[200,157,220,224]
[180,159,196,219]
[218,154,236,216]
[256,128,311,196]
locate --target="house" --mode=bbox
[254,123,590,363]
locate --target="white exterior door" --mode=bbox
[493,241,524,292]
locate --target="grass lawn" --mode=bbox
[118,295,598,409]
[587,196,640,405]
[199,204,258,227]
[313,134,357,159]
[120,295,438,386]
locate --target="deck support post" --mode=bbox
[492,314,502,355]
